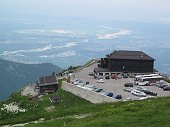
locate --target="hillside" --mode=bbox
[0,59,63,100]
[0,81,170,127]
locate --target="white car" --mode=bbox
[99,90,109,95]
[138,81,149,86]
[131,90,146,97]
[135,86,147,92]
[123,87,134,92]
[97,79,105,83]
[82,85,96,91]
[74,80,83,85]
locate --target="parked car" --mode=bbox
[81,85,96,91]
[98,75,104,79]
[105,75,110,79]
[160,84,168,89]
[123,87,134,92]
[163,86,170,91]
[92,87,98,91]
[122,74,128,78]
[111,74,117,79]
[129,74,134,78]
[131,90,146,97]
[99,90,109,95]
[95,88,103,93]
[89,72,94,76]
[138,81,150,86]
[73,80,83,85]
[135,86,147,92]
[143,90,157,96]
[114,95,122,99]
[97,79,105,83]
[77,81,84,86]
[156,81,167,88]
[124,83,133,87]
[117,74,122,79]
[72,79,79,84]
[106,92,114,97]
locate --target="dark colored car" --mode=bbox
[124,83,133,87]
[95,88,103,93]
[160,84,168,89]
[89,72,94,76]
[115,95,122,99]
[106,92,113,97]
[143,90,157,96]
[163,86,170,91]
[105,75,110,79]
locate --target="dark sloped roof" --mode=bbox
[49,95,60,102]
[106,50,155,60]
[39,75,58,86]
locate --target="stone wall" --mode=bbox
[61,81,116,104]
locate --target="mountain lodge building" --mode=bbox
[95,50,155,75]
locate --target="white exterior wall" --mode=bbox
[61,81,117,104]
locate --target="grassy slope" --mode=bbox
[1,92,170,127]
[25,97,170,127]
[0,79,170,127]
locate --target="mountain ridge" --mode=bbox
[0,58,63,100]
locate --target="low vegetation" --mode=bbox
[0,91,170,127]
[0,79,170,127]
[165,78,170,83]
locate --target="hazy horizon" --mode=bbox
[1,0,170,23]
[0,0,170,74]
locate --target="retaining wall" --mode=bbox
[61,81,116,104]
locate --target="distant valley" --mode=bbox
[1,19,170,75]
[0,59,63,100]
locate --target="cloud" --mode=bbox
[58,42,77,48]
[1,42,77,56]
[16,29,73,35]
[85,47,111,52]
[55,51,76,58]
[39,51,76,58]
[1,44,53,56]
[49,29,73,34]
[97,29,130,39]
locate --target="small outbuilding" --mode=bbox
[37,75,58,94]
[49,95,61,103]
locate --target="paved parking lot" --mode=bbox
[71,63,170,100]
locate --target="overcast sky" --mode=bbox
[1,0,170,21]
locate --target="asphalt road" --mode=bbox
[71,63,170,100]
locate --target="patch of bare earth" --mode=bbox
[21,83,38,97]
[45,106,55,112]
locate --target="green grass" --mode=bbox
[0,89,101,125]
[165,79,170,83]
[58,78,67,88]
[0,86,170,127]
